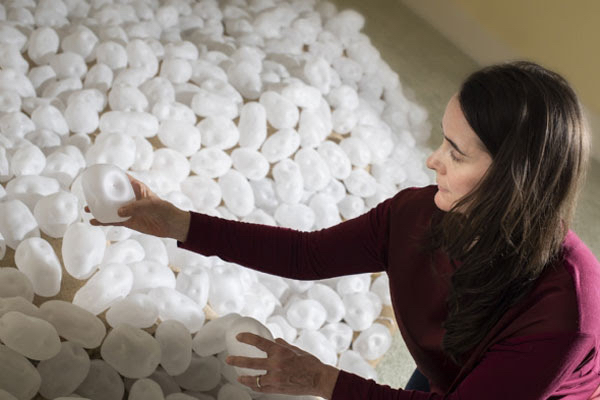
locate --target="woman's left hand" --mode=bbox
[226,332,340,399]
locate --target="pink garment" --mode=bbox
[178,185,600,399]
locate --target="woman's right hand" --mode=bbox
[84,174,191,243]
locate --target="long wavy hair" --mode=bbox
[430,61,590,366]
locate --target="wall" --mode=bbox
[400,0,600,161]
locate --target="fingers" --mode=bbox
[274,338,306,355]
[89,218,127,227]
[226,355,269,370]
[235,332,276,353]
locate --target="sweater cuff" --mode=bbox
[176,211,205,251]
[331,370,359,399]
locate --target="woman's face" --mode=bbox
[426,95,493,212]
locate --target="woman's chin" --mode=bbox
[434,190,452,212]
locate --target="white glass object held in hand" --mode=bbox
[81,163,135,223]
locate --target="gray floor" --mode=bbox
[329,0,600,390]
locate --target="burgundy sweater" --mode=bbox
[178,185,600,399]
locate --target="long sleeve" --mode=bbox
[177,196,392,280]
[331,332,599,399]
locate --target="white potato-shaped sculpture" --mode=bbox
[37,341,91,399]
[105,292,159,329]
[72,263,133,315]
[62,222,106,279]
[0,311,61,360]
[294,329,337,366]
[77,359,124,400]
[225,316,274,376]
[0,199,40,250]
[129,379,164,400]
[286,298,327,330]
[307,283,345,323]
[155,320,192,376]
[101,324,161,379]
[33,191,79,238]
[0,268,34,302]
[81,163,135,223]
[192,313,240,357]
[338,349,378,380]
[40,300,106,349]
[149,287,206,333]
[352,322,392,361]
[320,322,354,353]
[0,344,41,400]
[0,297,42,319]
[14,237,62,297]
[173,354,221,392]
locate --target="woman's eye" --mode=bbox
[450,151,462,162]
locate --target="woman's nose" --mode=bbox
[426,149,440,172]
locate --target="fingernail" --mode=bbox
[236,333,242,340]
[117,208,125,216]
[225,357,232,364]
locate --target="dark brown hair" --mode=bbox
[431,61,590,366]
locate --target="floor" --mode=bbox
[329,0,600,390]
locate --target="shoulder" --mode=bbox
[558,231,600,334]
[388,185,440,230]
[512,231,600,337]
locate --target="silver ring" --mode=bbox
[256,375,262,388]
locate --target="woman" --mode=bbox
[88,61,600,399]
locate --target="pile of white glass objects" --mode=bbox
[0,0,435,398]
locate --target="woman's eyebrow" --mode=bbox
[441,123,468,156]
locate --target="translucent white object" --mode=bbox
[103,239,145,265]
[371,274,392,306]
[298,108,330,148]
[309,194,341,230]
[108,85,148,112]
[127,39,159,79]
[281,81,321,109]
[61,26,98,61]
[189,148,232,178]
[338,195,365,220]
[85,132,136,171]
[208,265,245,316]
[238,102,267,150]
[0,344,41,400]
[286,299,327,331]
[273,159,304,205]
[101,324,161,379]
[0,297,42,320]
[77,360,124,400]
[260,128,300,164]
[84,63,114,91]
[337,274,371,296]
[149,368,180,397]
[259,91,299,129]
[40,300,106,349]
[158,120,201,157]
[10,145,46,176]
[352,322,392,361]
[0,268,34,302]
[338,350,377,380]
[241,281,279,324]
[99,111,159,138]
[197,116,240,150]
[225,316,274,376]
[192,313,240,357]
[343,169,377,198]
[219,170,255,217]
[191,88,239,120]
[274,203,315,231]
[33,191,79,238]
[307,284,345,323]
[96,41,128,70]
[129,379,164,400]
[343,292,382,331]
[62,222,106,280]
[81,163,135,224]
[149,287,206,333]
[14,237,62,297]
[266,315,297,344]
[320,322,354,353]
[294,329,337,366]
[0,311,61,360]
[304,57,331,94]
[5,175,60,210]
[155,320,192,376]
[28,27,60,64]
[332,107,359,134]
[105,293,159,329]
[161,58,193,84]
[231,148,269,181]
[218,383,251,400]
[176,270,210,308]
[37,341,90,399]
[72,263,134,315]
[0,200,40,249]
[339,137,371,168]
[174,354,221,392]
[318,141,352,180]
